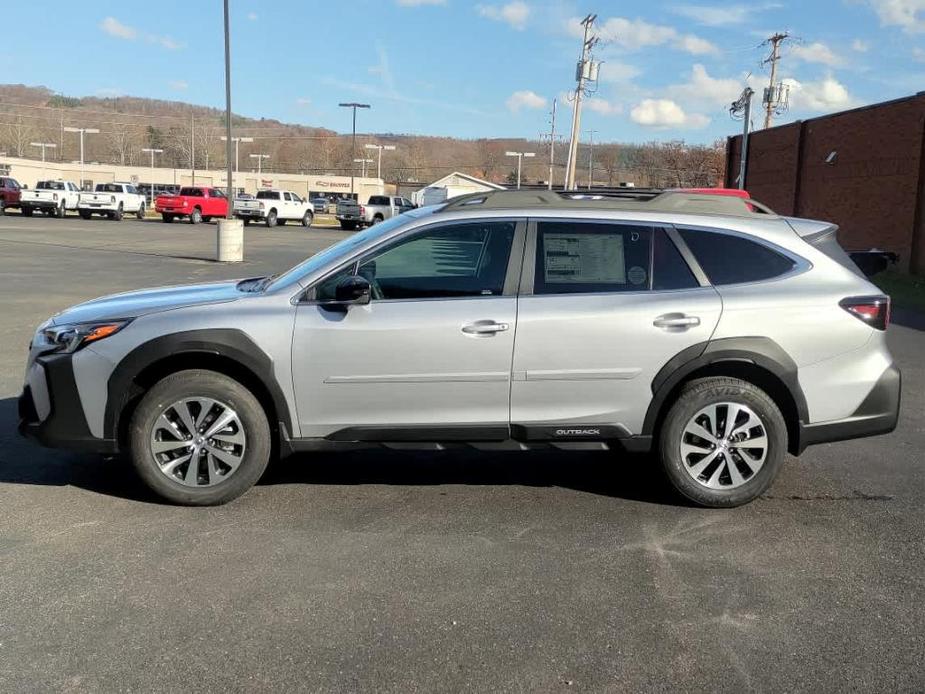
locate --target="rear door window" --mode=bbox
[653,229,699,291]
[678,228,796,285]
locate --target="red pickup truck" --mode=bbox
[155,186,228,224]
[0,176,23,215]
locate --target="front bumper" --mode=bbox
[18,352,117,454]
[797,363,901,453]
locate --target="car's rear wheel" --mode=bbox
[301,210,313,227]
[112,204,124,221]
[22,206,33,217]
[136,203,145,220]
[189,208,202,225]
[79,210,92,220]
[340,220,357,231]
[658,376,786,508]
[128,369,271,506]
[265,210,277,228]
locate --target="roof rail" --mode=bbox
[438,189,776,218]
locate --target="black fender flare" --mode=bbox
[641,336,809,437]
[104,329,292,441]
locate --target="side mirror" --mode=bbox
[330,275,371,307]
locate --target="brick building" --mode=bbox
[726,92,925,274]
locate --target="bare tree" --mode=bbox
[4,116,38,157]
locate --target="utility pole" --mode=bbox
[505,151,535,189]
[364,143,396,180]
[730,87,755,190]
[762,32,790,129]
[547,98,557,190]
[249,153,269,175]
[63,127,99,190]
[564,14,599,190]
[191,113,196,185]
[339,102,371,198]
[585,129,598,190]
[220,136,254,172]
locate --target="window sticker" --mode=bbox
[627,265,647,285]
[544,233,626,284]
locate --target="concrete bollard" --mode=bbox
[216,218,244,262]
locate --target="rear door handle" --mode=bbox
[462,320,510,336]
[653,314,701,330]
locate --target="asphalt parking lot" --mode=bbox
[0,212,922,692]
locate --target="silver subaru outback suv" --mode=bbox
[19,190,900,507]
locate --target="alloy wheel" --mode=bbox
[149,397,246,487]
[679,402,768,490]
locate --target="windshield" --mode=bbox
[267,210,433,291]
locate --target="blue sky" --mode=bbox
[5,0,925,143]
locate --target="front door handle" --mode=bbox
[462,320,510,336]
[653,314,701,330]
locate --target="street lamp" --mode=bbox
[142,148,163,206]
[353,158,374,178]
[30,142,56,172]
[339,102,371,197]
[505,151,536,190]
[220,136,254,172]
[249,153,269,175]
[364,143,396,180]
[63,127,100,190]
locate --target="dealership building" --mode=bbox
[0,155,386,203]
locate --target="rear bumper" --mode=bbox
[22,199,59,209]
[18,353,117,455]
[797,363,901,453]
[78,203,118,212]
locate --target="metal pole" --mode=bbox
[565,15,595,190]
[739,92,753,190]
[223,0,234,214]
[377,147,382,179]
[351,107,357,196]
[548,98,556,191]
[587,130,596,190]
[191,113,195,185]
[517,154,523,190]
[79,131,84,191]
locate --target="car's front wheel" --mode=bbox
[128,369,271,505]
[301,210,313,227]
[658,376,786,508]
[136,203,145,220]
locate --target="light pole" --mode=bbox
[63,127,100,190]
[505,151,536,190]
[339,102,371,197]
[584,129,598,190]
[220,136,254,173]
[353,158,374,178]
[364,143,396,180]
[141,147,163,206]
[30,142,56,171]
[249,153,269,175]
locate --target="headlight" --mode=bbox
[38,320,131,354]
[258,202,265,210]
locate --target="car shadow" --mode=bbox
[0,397,676,506]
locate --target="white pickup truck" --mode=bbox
[335,194,415,231]
[20,180,82,218]
[77,182,147,221]
[233,189,314,228]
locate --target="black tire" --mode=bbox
[658,376,787,508]
[265,209,277,228]
[136,203,145,220]
[243,218,251,226]
[190,207,202,225]
[22,206,33,217]
[162,213,174,224]
[79,209,92,220]
[301,210,313,227]
[113,204,124,221]
[372,214,384,225]
[0,205,4,216]
[128,369,271,506]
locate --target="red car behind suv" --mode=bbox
[155,186,228,224]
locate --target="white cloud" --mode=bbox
[851,38,870,52]
[791,41,843,67]
[247,12,258,21]
[478,1,530,30]
[100,17,137,40]
[866,0,925,33]
[597,62,641,83]
[667,64,744,109]
[296,97,312,106]
[669,2,781,26]
[584,98,623,116]
[914,46,925,60]
[784,76,861,112]
[569,16,718,55]
[396,0,445,4]
[168,80,188,91]
[630,99,710,128]
[506,90,546,112]
[152,35,183,50]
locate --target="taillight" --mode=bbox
[840,296,890,331]
[359,205,365,215]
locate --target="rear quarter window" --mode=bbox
[679,228,796,285]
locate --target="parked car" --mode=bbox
[310,196,328,214]
[335,194,415,231]
[0,176,23,215]
[155,186,228,224]
[18,190,900,507]
[78,182,147,220]
[20,180,81,218]
[233,189,313,228]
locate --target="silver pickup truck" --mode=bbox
[335,194,415,231]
